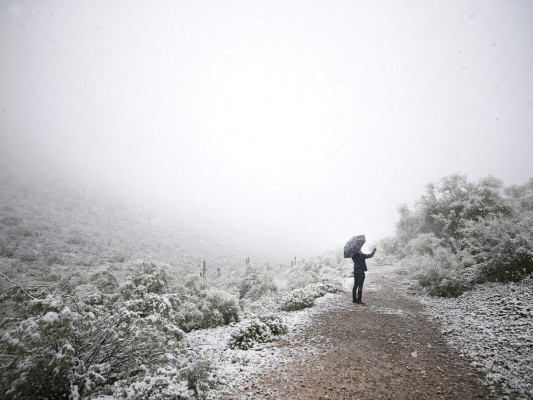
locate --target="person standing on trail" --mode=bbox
[352,247,376,304]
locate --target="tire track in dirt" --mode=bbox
[232,265,494,399]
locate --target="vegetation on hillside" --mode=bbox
[0,176,345,399]
[381,174,533,296]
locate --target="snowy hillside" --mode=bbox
[0,174,251,277]
[0,174,348,399]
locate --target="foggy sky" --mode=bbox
[1,1,532,259]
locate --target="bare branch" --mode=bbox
[0,272,35,300]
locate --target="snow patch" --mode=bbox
[419,277,533,398]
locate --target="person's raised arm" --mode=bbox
[365,248,377,259]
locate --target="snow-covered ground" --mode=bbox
[186,292,341,399]
[419,277,533,399]
[184,268,401,398]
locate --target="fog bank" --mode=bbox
[1,1,532,259]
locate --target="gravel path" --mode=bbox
[221,265,494,399]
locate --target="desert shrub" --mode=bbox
[460,212,533,283]
[258,313,288,335]
[121,260,170,298]
[405,233,444,256]
[505,178,533,211]
[230,319,272,350]
[177,287,240,332]
[90,270,119,294]
[178,301,206,332]
[110,358,215,400]
[203,288,240,325]
[0,262,192,399]
[0,290,186,398]
[111,373,191,400]
[391,175,533,295]
[57,271,88,293]
[73,283,105,305]
[229,314,287,350]
[403,247,469,297]
[281,286,317,311]
[180,359,215,398]
[44,250,65,266]
[113,251,127,263]
[320,277,344,293]
[238,268,275,300]
[183,275,207,295]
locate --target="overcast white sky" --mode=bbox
[1,1,532,259]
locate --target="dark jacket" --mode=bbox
[352,248,376,272]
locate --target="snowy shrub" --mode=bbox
[401,247,468,297]
[180,359,215,398]
[121,261,170,299]
[0,264,190,399]
[90,270,119,294]
[390,174,533,295]
[405,233,444,256]
[258,313,288,335]
[177,288,240,332]
[203,288,240,325]
[178,301,206,332]
[238,268,275,300]
[0,295,180,398]
[111,359,214,400]
[320,277,344,294]
[230,314,288,349]
[111,373,191,400]
[460,212,533,283]
[73,283,105,305]
[230,319,271,349]
[281,286,316,311]
[183,275,207,295]
[1,298,80,399]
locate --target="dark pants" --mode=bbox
[353,271,365,303]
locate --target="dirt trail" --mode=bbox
[231,265,494,399]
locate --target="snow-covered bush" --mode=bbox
[403,251,467,297]
[388,175,533,295]
[281,286,317,311]
[0,175,350,398]
[180,359,215,398]
[111,373,191,400]
[229,314,287,350]
[320,277,344,294]
[238,268,275,300]
[460,212,533,283]
[0,263,192,399]
[111,359,215,400]
[90,270,119,294]
[405,233,444,256]
[258,313,288,335]
[177,287,240,332]
[230,319,272,350]
[203,288,240,325]
[121,260,170,299]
